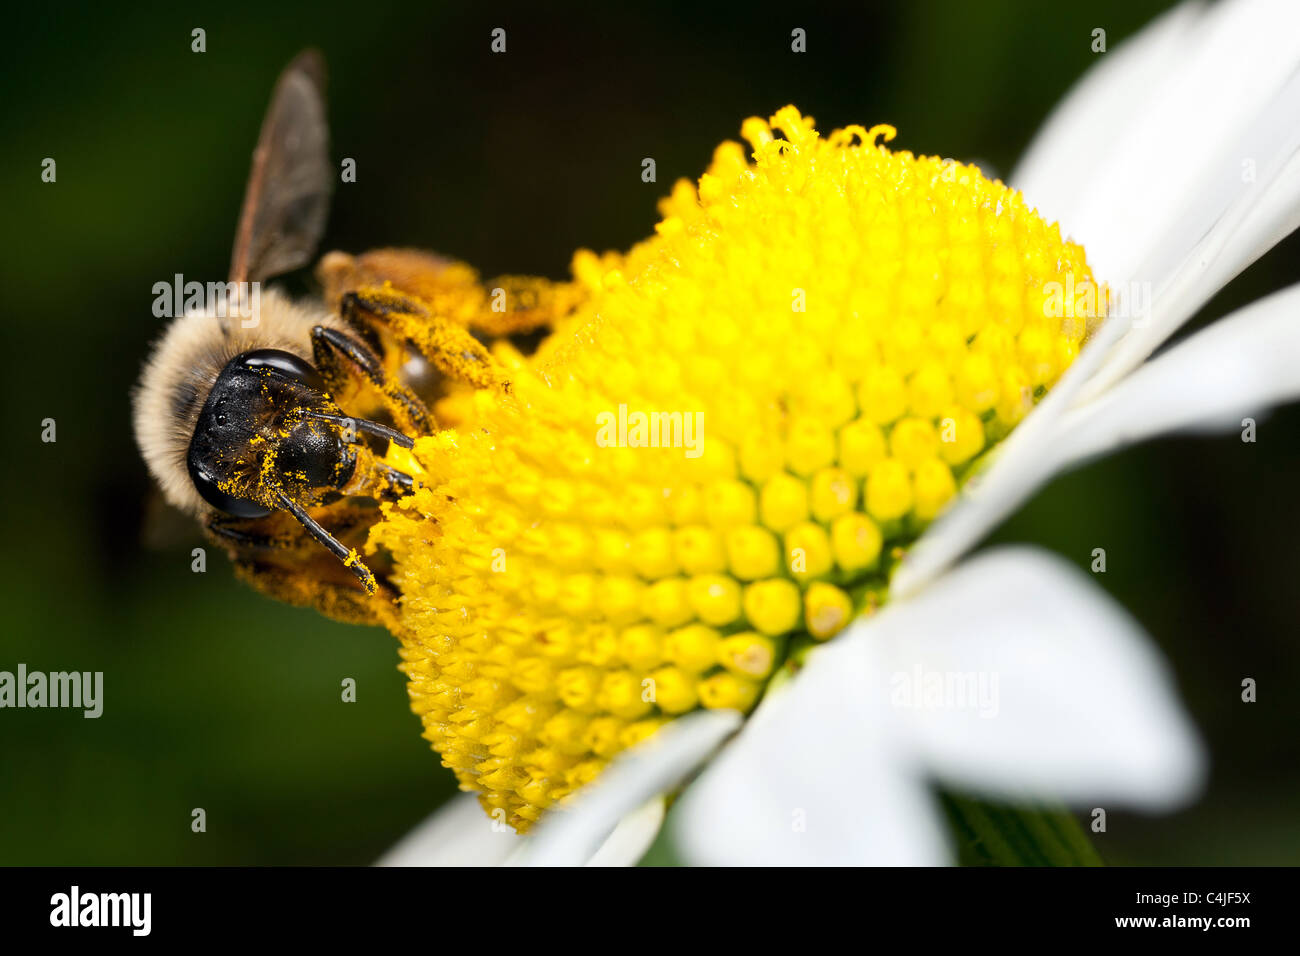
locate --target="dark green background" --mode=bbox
[2,0,1296,864]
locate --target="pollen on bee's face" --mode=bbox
[370,106,1105,831]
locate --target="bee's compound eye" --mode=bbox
[187,458,273,518]
[238,349,324,391]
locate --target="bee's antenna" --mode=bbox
[274,491,377,593]
[304,411,415,449]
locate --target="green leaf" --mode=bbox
[941,792,1103,866]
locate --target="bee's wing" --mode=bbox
[229,49,332,285]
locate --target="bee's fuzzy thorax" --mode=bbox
[132,287,349,515]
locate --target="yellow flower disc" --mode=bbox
[371,106,1104,830]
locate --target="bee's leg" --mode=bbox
[340,287,511,393]
[273,491,377,593]
[206,503,385,558]
[230,561,399,629]
[469,273,586,338]
[205,512,301,552]
[203,508,400,628]
[317,248,477,316]
[318,249,582,344]
[310,324,434,437]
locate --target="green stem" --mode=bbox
[941,792,1103,866]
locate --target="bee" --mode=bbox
[133,51,580,625]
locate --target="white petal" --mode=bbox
[1055,282,1300,467]
[584,797,666,867]
[501,797,667,867]
[1022,0,1300,287]
[678,547,1204,865]
[1013,0,1300,405]
[1013,1,1205,235]
[674,642,950,866]
[882,548,1206,810]
[514,709,741,867]
[1080,66,1300,399]
[375,792,520,866]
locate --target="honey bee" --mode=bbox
[133,51,579,625]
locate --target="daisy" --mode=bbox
[376,0,1300,866]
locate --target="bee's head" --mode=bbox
[187,349,356,516]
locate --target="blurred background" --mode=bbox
[2,0,1296,864]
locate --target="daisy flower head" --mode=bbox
[377,0,1300,865]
